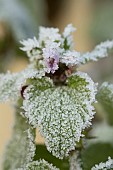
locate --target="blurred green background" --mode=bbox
[0,0,113,169]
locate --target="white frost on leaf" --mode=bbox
[81,40,113,64]
[19,65,45,81]
[2,112,36,170]
[63,24,76,38]
[91,157,113,170]
[16,159,59,170]
[97,82,113,102]
[39,26,61,44]
[22,77,54,125]
[20,37,42,61]
[0,66,44,102]
[97,82,113,125]
[20,37,39,52]
[23,72,97,159]
[67,71,97,129]
[20,25,113,68]
[0,72,19,102]
[63,24,76,49]
[61,50,81,67]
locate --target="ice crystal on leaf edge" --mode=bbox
[91,157,113,170]
[16,159,59,170]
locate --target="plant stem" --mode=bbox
[69,151,82,170]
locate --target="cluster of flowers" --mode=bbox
[20,24,113,86]
[20,24,81,84]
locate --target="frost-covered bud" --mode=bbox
[42,43,60,74]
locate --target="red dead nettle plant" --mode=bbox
[0,24,113,170]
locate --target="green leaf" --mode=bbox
[81,143,113,170]
[16,160,59,170]
[23,72,96,159]
[97,82,113,125]
[34,145,69,170]
[2,110,36,170]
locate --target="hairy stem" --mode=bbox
[69,151,82,170]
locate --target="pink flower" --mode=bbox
[43,47,59,74]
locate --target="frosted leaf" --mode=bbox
[39,26,61,44]
[97,82,113,125]
[0,66,44,102]
[63,24,76,38]
[2,112,36,170]
[91,157,113,170]
[16,160,59,170]
[20,37,39,52]
[81,40,113,64]
[67,71,97,105]
[23,72,96,159]
[97,82,113,104]
[63,24,76,49]
[60,50,81,67]
[0,72,19,102]
[20,37,42,61]
[18,65,45,83]
[22,77,54,126]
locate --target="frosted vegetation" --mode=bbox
[0,24,113,169]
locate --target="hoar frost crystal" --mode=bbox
[1,24,113,169]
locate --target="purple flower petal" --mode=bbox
[43,47,59,73]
